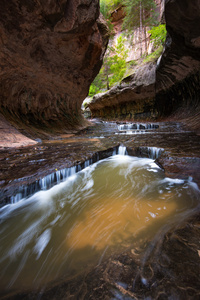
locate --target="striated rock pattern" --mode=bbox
[156,0,200,117]
[89,62,157,120]
[0,0,109,133]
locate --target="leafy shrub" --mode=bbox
[148,24,167,48]
[89,35,128,97]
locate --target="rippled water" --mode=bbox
[0,154,199,296]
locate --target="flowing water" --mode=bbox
[0,151,199,297]
[117,123,160,135]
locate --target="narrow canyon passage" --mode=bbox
[0,0,199,298]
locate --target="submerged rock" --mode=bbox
[0,120,200,299]
[0,0,109,135]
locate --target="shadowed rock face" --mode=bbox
[0,0,109,133]
[156,0,200,116]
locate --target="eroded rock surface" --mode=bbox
[156,0,200,119]
[0,0,109,135]
[89,62,156,120]
[0,113,37,148]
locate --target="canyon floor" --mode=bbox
[0,118,200,299]
[1,118,200,201]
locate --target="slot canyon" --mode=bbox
[0,0,200,299]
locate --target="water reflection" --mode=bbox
[0,155,199,296]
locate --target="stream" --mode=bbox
[0,146,199,298]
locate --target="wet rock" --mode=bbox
[1,120,200,205]
[0,0,109,135]
[0,120,200,299]
[139,124,145,130]
[130,211,200,299]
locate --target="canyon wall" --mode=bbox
[89,0,200,123]
[155,0,200,118]
[89,62,156,120]
[0,0,109,134]
[0,0,199,135]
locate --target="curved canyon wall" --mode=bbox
[156,0,200,117]
[0,0,109,133]
[89,0,200,123]
[0,0,199,133]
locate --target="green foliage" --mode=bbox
[107,35,128,86]
[100,0,122,33]
[89,63,107,97]
[148,24,167,48]
[89,1,166,97]
[89,81,102,97]
[100,0,109,18]
[89,34,128,97]
[142,45,163,63]
[100,0,122,17]
[123,0,158,31]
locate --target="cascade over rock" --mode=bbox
[0,0,109,134]
[89,0,200,125]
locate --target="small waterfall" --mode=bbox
[117,123,159,135]
[112,147,117,156]
[117,145,127,155]
[6,147,121,205]
[6,145,163,205]
[10,165,78,204]
[118,123,137,131]
[147,147,163,160]
[135,147,164,160]
[8,158,102,204]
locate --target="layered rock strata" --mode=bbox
[89,62,157,120]
[0,0,109,134]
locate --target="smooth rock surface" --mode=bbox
[0,113,37,148]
